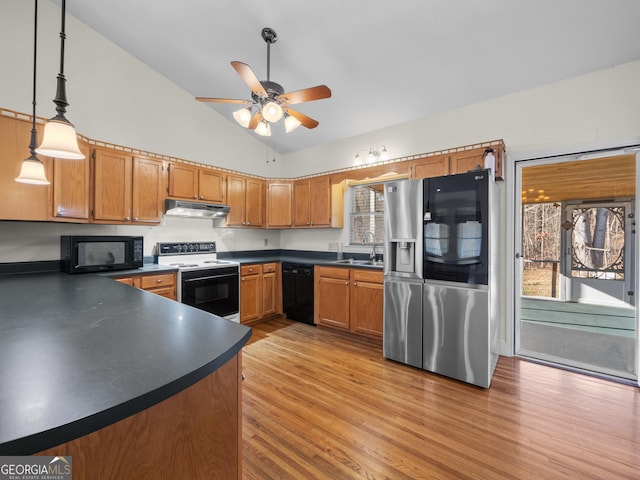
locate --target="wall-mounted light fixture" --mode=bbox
[16,0,49,185]
[36,0,84,160]
[354,145,388,166]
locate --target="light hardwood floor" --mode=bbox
[242,318,640,480]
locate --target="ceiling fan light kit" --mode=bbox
[197,27,331,136]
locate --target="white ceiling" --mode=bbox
[55,0,640,155]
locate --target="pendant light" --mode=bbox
[16,0,49,185]
[36,0,84,160]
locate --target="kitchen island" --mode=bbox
[0,271,251,479]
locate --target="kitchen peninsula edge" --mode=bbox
[0,270,251,475]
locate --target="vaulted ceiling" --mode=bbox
[54,0,640,154]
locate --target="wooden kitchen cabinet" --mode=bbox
[167,163,225,203]
[314,266,351,330]
[450,149,485,174]
[293,176,340,227]
[350,268,384,338]
[113,272,177,300]
[52,140,91,222]
[266,181,293,228]
[410,154,450,179]
[0,112,52,221]
[315,265,383,339]
[93,149,163,224]
[226,174,264,227]
[240,263,280,324]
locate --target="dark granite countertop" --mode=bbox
[0,272,251,455]
[219,250,384,270]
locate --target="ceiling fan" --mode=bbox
[196,27,331,137]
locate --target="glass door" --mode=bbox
[515,152,638,382]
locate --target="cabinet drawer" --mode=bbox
[146,286,176,300]
[351,269,383,284]
[139,273,176,289]
[241,264,262,276]
[114,276,135,286]
[262,262,277,273]
[315,265,350,280]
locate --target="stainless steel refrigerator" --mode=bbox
[383,171,499,388]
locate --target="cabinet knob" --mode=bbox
[156,279,162,283]
[125,216,131,221]
[200,195,204,199]
[354,282,357,286]
[134,217,139,222]
[345,281,349,285]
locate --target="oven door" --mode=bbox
[180,266,239,320]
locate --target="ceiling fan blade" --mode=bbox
[231,61,267,97]
[195,97,252,105]
[248,112,261,130]
[287,108,319,129]
[279,85,331,105]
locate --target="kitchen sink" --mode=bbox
[332,259,384,268]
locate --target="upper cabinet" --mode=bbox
[93,148,163,224]
[0,113,52,221]
[410,155,450,179]
[293,177,344,228]
[167,163,225,203]
[52,141,91,222]
[266,181,293,228]
[226,174,264,227]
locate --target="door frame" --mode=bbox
[512,149,640,385]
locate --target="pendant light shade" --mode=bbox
[36,0,84,160]
[16,156,49,185]
[37,119,84,159]
[16,0,49,186]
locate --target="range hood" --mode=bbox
[164,199,230,218]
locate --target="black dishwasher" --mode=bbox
[282,262,314,325]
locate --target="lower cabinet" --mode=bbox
[240,263,280,325]
[314,266,383,339]
[114,272,177,300]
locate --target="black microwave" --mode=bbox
[61,236,144,274]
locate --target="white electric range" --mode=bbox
[157,242,240,322]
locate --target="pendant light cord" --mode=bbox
[28,0,39,155]
[58,0,66,76]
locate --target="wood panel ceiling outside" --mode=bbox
[521,155,636,204]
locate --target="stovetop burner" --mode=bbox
[156,241,239,271]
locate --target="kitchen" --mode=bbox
[2,1,640,479]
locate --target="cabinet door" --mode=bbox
[199,169,225,203]
[226,174,246,226]
[240,273,262,324]
[0,113,52,220]
[93,149,132,222]
[168,163,198,200]
[266,181,292,228]
[245,178,264,227]
[450,150,484,174]
[350,270,384,338]
[411,155,450,179]
[293,180,310,226]
[262,270,277,316]
[132,156,162,224]
[309,177,331,226]
[52,141,91,221]
[316,276,350,330]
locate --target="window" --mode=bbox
[349,184,384,245]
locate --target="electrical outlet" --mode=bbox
[264,238,269,247]
[328,242,336,251]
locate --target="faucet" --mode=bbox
[361,231,377,261]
